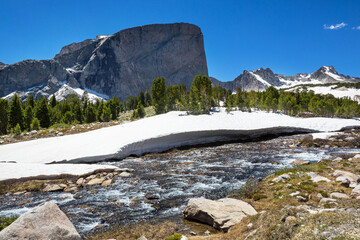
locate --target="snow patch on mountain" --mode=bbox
[250,72,271,87]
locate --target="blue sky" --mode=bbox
[0,0,359,81]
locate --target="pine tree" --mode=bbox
[151,77,166,114]
[97,101,104,122]
[26,95,35,108]
[144,89,152,107]
[139,91,145,106]
[9,94,24,130]
[0,99,8,135]
[24,105,33,131]
[101,105,112,122]
[137,101,145,118]
[49,94,57,108]
[85,105,96,123]
[31,117,40,130]
[35,98,51,128]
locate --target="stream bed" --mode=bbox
[1,134,360,236]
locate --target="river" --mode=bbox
[1,133,359,236]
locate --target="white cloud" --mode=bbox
[323,22,347,30]
[352,26,360,30]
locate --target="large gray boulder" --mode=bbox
[183,198,257,231]
[0,201,81,240]
[0,23,208,101]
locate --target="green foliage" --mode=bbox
[11,123,22,136]
[232,177,260,199]
[34,98,50,128]
[151,77,166,114]
[63,111,75,124]
[101,105,112,122]
[9,94,24,130]
[137,101,145,118]
[144,89,152,107]
[24,105,33,131]
[0,99,8,135]
[165,233,183,240]
[130,110,139,120]
[31,117,40,130]
[188,75,212,114]
[49,94,57,108]
[85,105,96,123]
[0,216,17,231]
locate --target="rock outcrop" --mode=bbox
[0,23,208,101]
[183,198,257,231]
[0,201,81,240]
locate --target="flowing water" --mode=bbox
[1,134,359,236]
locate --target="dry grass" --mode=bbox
[89,221,179,240]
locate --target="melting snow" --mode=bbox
[1,110,360,180]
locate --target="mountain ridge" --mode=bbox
[211,65,360,92]
[0,23,208,101]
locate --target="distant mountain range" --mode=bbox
[211,66,360,92]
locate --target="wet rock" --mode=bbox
[85,175,96,181]
[145,192,160,200]
[138,236,147,240]
[0,201,81,240]
[119,172,132,177]
[181,235,189,240]
[115,168,135,172]
[329,192,349,199]
[43,184,64,192]
[101,179,114,187]
[76,177,85,185]
[306,172,331,183]
[333,157,342,162]
[183,198,257,231]
[87,177,105,185]
[291,159,310,165]
[13,191,26,195]
[64,186,78,193]
[204,230,211,236]
[354,154,360,159]
[272,173,291,183]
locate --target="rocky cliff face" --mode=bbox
[212,66,360,92]
[0,23,208,100]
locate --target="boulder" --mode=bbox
[87,177,105,185]
[351,185,360,198]
[119,172,132,177]
[319,198,337,204]
[76,177,84,185]
[306,172,331,183]
[291,159,310,166]
[333,170,360,184]
[271,173,291,183]
[101,179,113,187]
[42,184,65,192]
[0,201,81,240]
[329,192,349,199]
[183,198,257,231]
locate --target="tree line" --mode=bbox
[1,75,359,135]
